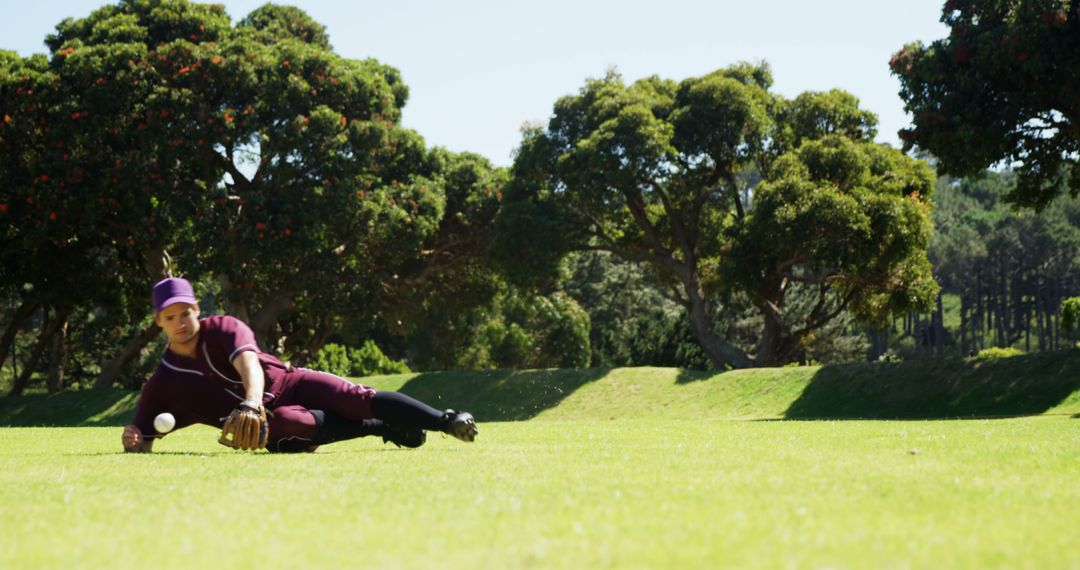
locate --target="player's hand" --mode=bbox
[122,424,144,451]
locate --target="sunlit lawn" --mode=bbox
[1,416,1077,569]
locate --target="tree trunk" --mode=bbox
[975,268,984,351]
[9,307,63,396]
[1024,282,1032,353]
[250,291,295,353]
[1032,276,1041,351]
[935,293,945,357]
[997,259,1007,346]
[291,316,334,367]
[684,277,751,369]
[755,308,789,367]
[93,323,161,389]
[1050,277,1059,349]
[1015,271,1026,347]
[46,308,70,393]
[914,311,922,353]
[140,246,171,281]
[0,300,39,376]
[959,297,968,355]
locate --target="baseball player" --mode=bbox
[121,277,478,453]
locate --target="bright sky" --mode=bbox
[2,0,949,167]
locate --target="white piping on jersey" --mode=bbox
[228,344,258,362]
[160,357,204,377]
[204,342,242,384]
[223,387,243,401]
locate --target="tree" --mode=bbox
[902,170,1080,357]
[722,137,938,365]
[493,64,938,368]
[455,285,591,370]
[892,0,1080,209]
[561,251,705,368]
[1063,297,1080,344]
[1,0,507,387]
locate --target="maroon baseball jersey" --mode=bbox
[130,315,293,436]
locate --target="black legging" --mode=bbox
[311,391,445,444]
[370,390,446,430]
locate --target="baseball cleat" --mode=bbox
[382,425,427,449]
[441,409,478,442]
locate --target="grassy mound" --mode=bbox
[1,349,1078,426]
[370,348,1080,421]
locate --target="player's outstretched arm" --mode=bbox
[122,424,154,453]
[231,350,266,404]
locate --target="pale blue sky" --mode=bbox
[2,0,949,166]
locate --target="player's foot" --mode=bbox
[382,425,427,448]
[441,409,478,442]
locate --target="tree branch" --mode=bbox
[582,243,691,283]
[721,169,745,220]
[637,175,696,264]
[794,287,857,338]
[623,185,677,260]
[214,148,251,191]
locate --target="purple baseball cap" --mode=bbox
[152,277,197,312]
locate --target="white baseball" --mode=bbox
[154,412,176,433]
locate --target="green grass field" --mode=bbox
[2,351,1079,568]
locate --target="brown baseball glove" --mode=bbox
[218,402,268,450]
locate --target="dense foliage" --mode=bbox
[0,0,506,391]
[893,0,1080,209]
[494,65,937,367]
[878,170,1080,358]
[308,341,410,378]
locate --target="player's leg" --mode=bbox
[288,367,478,442]
[265,405,320,453]
[371,390,479,443]
[267,405,411,451]
[282,368,427,447]
[311,409,426,449]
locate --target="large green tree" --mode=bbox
[493,65,938,368]
[892,0,1080,209]
[722,137,938,364]
[1,0,506,388]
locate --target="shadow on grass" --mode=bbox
[395,368,610,421]
[63,451,225,457]
[674,369,715,384]
[785,349,1080,419]
[0,389,138,427]
[0,369,610,427]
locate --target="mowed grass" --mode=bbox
[2,416,1078,569]
[3,353,1079,568]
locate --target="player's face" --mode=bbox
[155,303,201,348]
